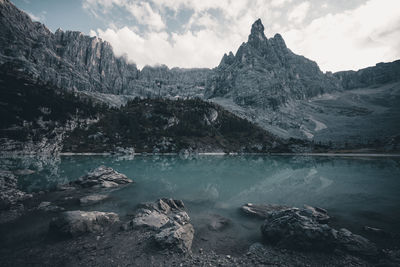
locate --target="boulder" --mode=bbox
[260,209,337,251]
[129,198,194,253]
[79,194,109,206]
[49,210,119,237]
[155,224,194,253]
[131,209,170,230]
[70,166,133,189]
[260,208,378,257]
[242,203,329,223]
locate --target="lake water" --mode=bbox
[1,154,400,253]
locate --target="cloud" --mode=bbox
[125,2,165,30]
[288,2,310,23]
[85,0,400,72]
[83,0,165,30]
[93,25,245,69]
[284,0,400,71]
[26,10,46,22]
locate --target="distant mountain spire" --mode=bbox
[248,18,267,49]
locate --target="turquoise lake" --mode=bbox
[1,155,400,252]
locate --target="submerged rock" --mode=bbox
[129,198,194,253]
[79,194,109,206]
[207,214,231,231]
[70,166,133,189]
[49,210,119,237]
[37,201,64,212]
[241,203,290,219]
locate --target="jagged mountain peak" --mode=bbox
[248,18,268,49]
[205,18,341,108]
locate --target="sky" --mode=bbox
[12,0,400,72]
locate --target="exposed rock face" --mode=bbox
[0,0,209,97]
[0,1,137,94]
[260,207,378,257]
[129,199,194,253]
[49,210,119,237]
[334,60,400,89]
[70,166,133,189]
[205,19,341,109]
[0,170,31,210]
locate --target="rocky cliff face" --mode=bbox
[205,19,342,109]
[0,0,209,97]
[334,60,400,89]
[0,0,141,94]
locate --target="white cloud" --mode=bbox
[125,2,165,30]
[26,11,41,21]
[25,10,46,22]
[271,0,292,8]
[288,2,310,23]
[83,0,165,30]
[84,0,400,72]
[93,25,245,69]
[284,0,400,71]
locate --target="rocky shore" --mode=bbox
[0,166,399,266]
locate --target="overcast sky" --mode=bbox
[13,0,400,72]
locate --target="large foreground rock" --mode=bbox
[260,208,378,257]
[70,166,133,189]
[261,209,337,250]
[50,210,119,237]
[129,198,194,253]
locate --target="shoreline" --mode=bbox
[1,152,400,157]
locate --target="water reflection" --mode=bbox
[1,155,400,234]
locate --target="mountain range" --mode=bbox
[0,0,399,153]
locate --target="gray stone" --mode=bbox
[130,198,194,253]
[242,203,329,223]
[260,207,378,257]
[260,209,337,251]
[49,210,119,237]
[71,166,133,189]
[155,224,194,253]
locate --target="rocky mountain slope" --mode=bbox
[205,19,341,109]
[0,72,311,154]
[0,0,208,97]
[1,0,399,150]
[205,20,400,147]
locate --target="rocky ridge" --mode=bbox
[205,19,342,108]
[0,0,209,97]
